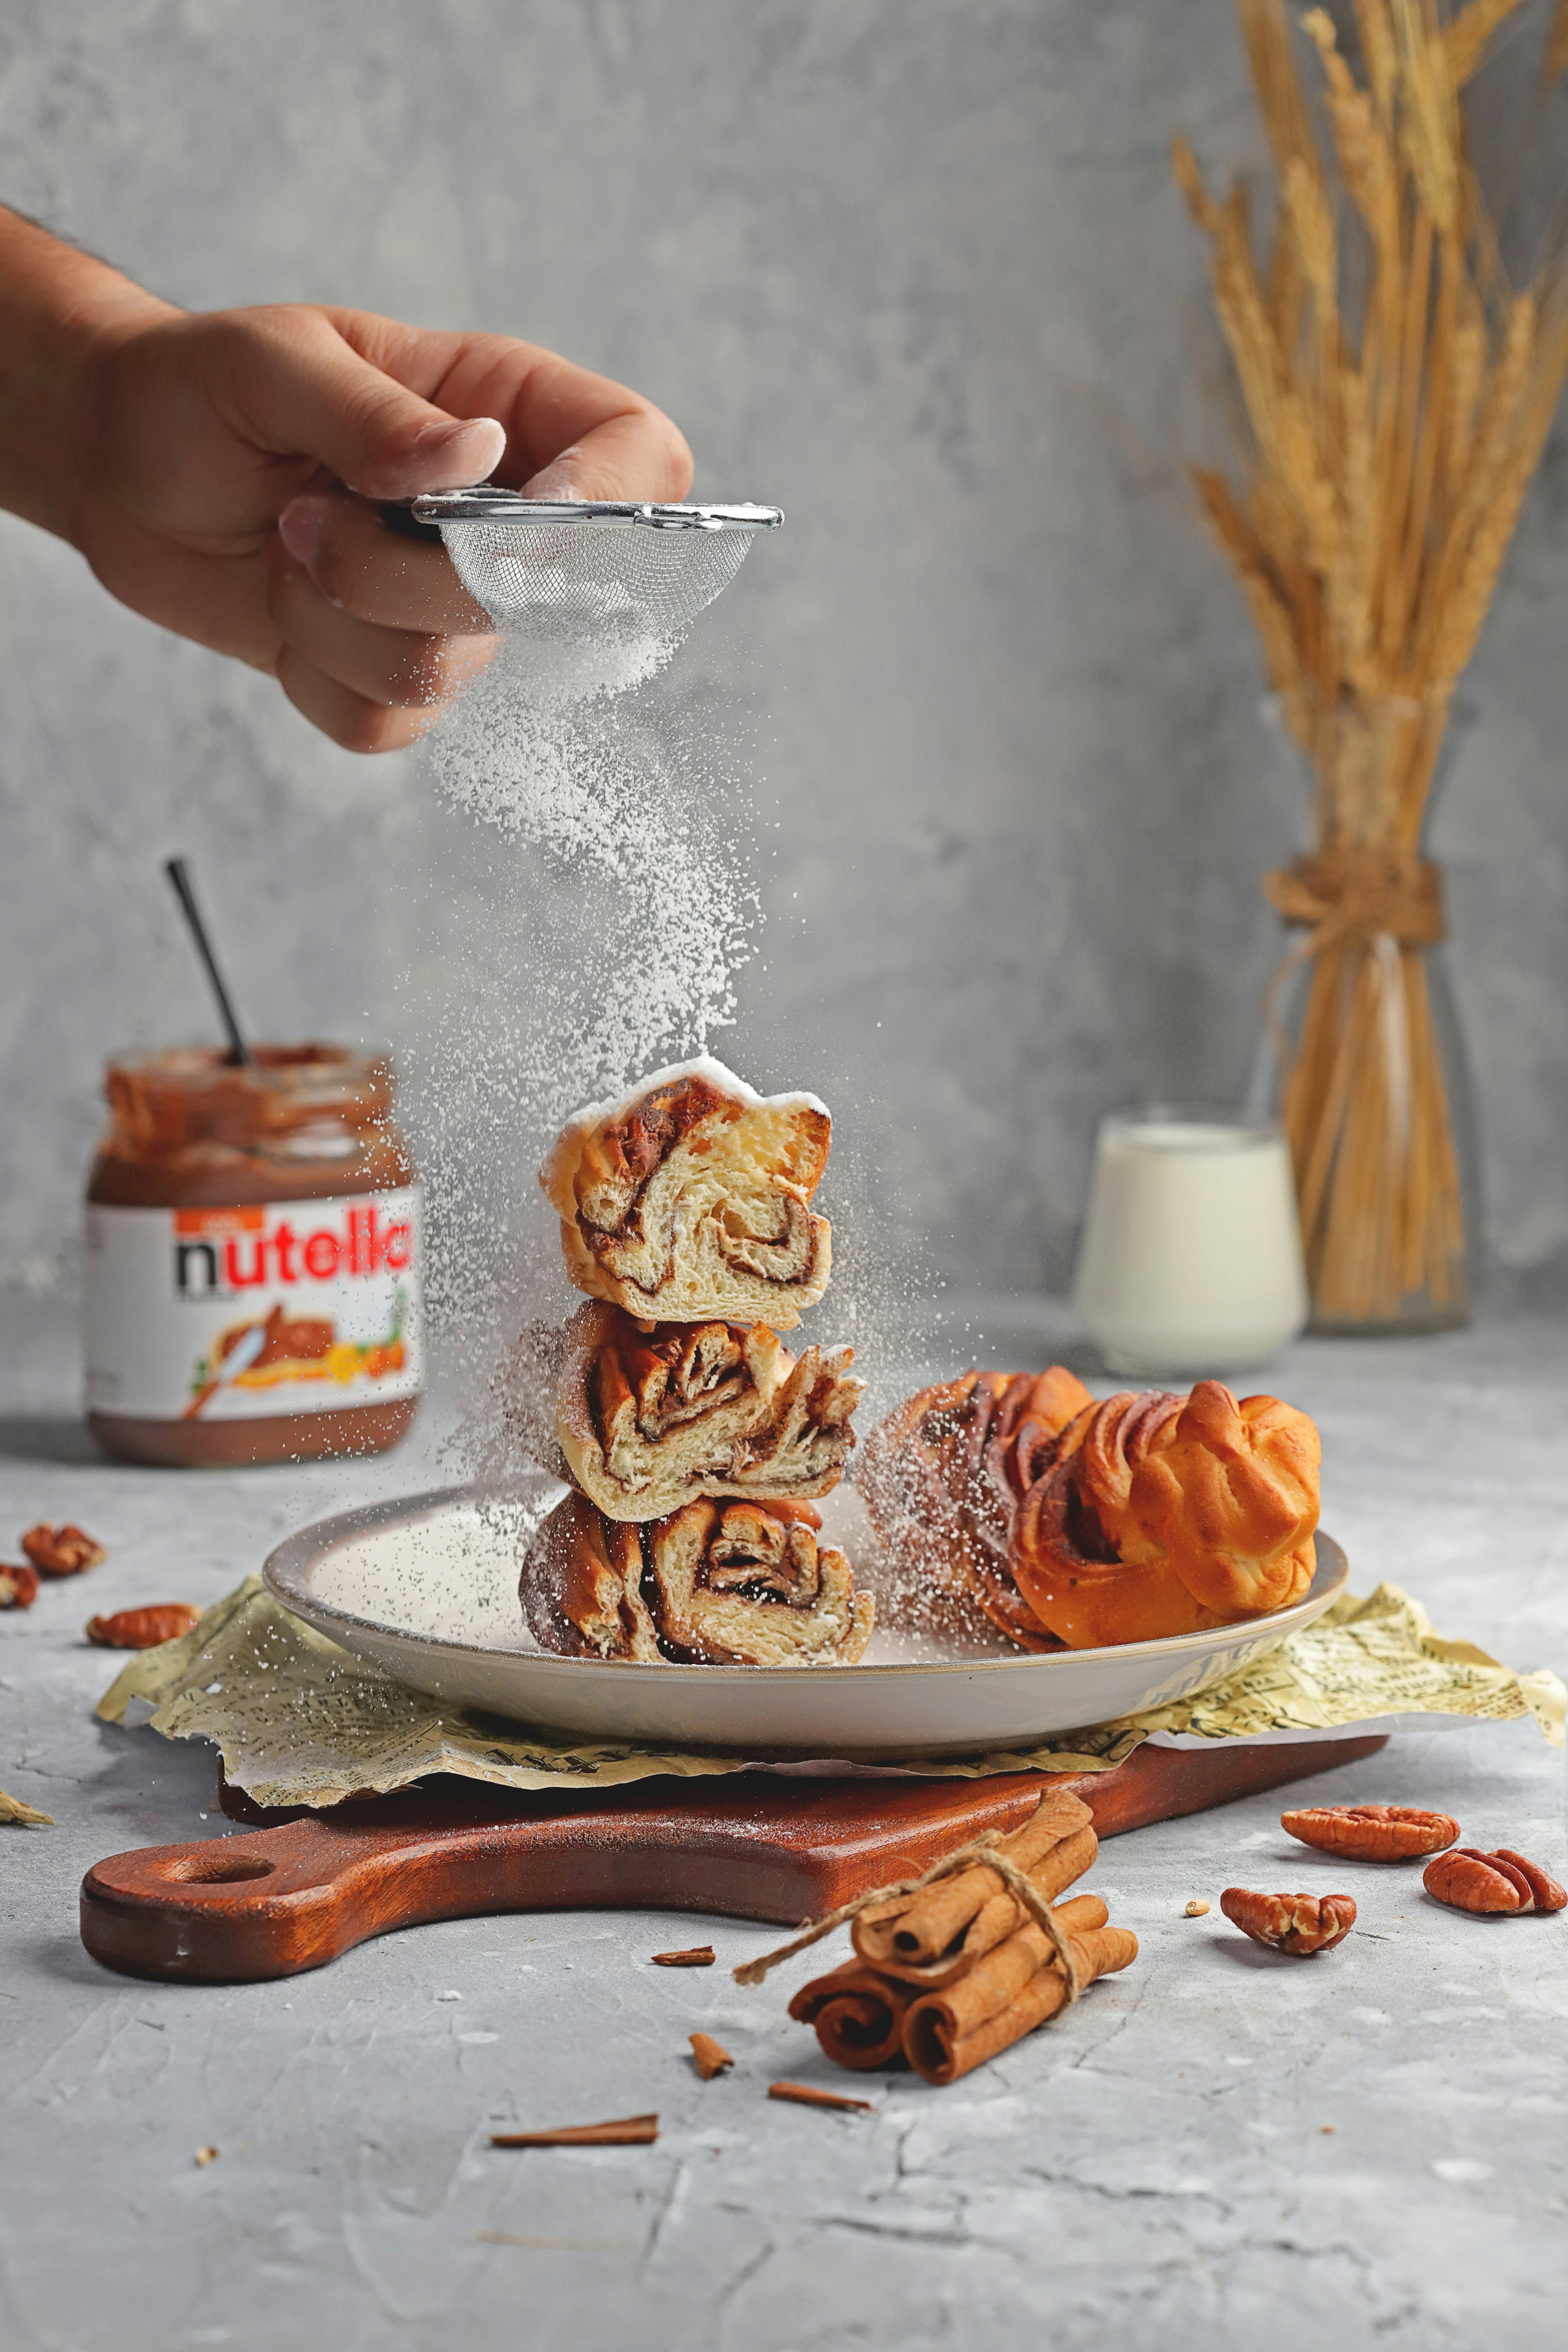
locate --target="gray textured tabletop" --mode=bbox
[2,1292,1565,2352]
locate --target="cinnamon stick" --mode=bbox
[767,2081,874,2113]
[787,1960,913,2072]
[901,1899,1138,2086]
[689,2033,733,2080]
[852,1791,1096,1982]
[490,2113,659,2147]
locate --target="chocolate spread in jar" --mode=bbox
[84,1045,422,1467]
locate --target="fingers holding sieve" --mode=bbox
[266,550,499,750]
[278,489,495,634]
[272,649,433,756]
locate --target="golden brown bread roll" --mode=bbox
[862,1369,1320,1652]
[522,1488,874,1665]
[556,1300,862,1520]
[1010,1380,1319,1649]
[521,1490,662,1662]
[858,1366,1092,1648]
[538,1057,832,1329]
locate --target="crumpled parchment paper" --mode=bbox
[95,1575,1565,1810]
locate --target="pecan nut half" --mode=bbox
[85,1605,202,1650]
[21,1524,108,1577]
[1424,1847,1568,1916]
[1493,1851,1568,1911]
[1281,1803,1459,1862]
[0,1563,41,1609]
[1220,1886,1357,1954]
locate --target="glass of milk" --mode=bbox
[1073,1106,1308,1377]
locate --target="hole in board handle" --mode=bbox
[168,1853,277,1885]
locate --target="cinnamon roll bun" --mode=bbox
[858,1366,1092,1648]
[556,1300,862,1520]
[863,1368,1319,1652]
[1010,1380,1319,1649]
[539,1057,832,1329]
[522,1489,874,1666]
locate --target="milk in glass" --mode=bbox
[1073,1109,1308,1376]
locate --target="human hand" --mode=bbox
[0,213,692,750]
[83,305,693,750]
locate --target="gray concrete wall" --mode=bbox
[3,0,1566,1306]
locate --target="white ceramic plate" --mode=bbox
[262,1478,1349,1758]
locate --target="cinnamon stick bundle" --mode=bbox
[851,1790,1096,1985]
[762,1786,1138,2087]
[901,1896,1138,2086]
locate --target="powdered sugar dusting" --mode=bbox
[401,535,945,1507]
[546,1054,830,1151]
[426,633,750,1098]
[408,609,760,1458]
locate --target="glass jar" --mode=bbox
[84,1045,421,1466]
[1260,693,1480,1334]
[1073,1105,1309,1376]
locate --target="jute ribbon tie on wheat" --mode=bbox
[732,1828,1084,2001]
[1262,848,1446,1060]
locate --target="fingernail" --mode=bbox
[414,415,507,477]
[278,495,323,567]
[520,449,584,501]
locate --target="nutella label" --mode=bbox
[85,1189,422,1422]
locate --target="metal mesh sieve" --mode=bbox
[409,493,783,634]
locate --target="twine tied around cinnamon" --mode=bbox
[1262,846,1446,1062]
[732,1828,1084,2003]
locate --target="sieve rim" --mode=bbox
[409,493,783,531]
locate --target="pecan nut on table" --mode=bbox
[1423,1848,1567,1916]
[0,1562,41,1609]
[21,1522,108,1577]
[84,1604,202,1650]
[1281,1803,1459,1861]
[1220,1888,1357,1954]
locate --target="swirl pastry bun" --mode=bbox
[522,1488,874,1666]
[522,1489,660,1662]
[1010,1380,1319,1649]
[539,1057,832,1329]
[858,1366,1093,1648]
[557,1300,863,1520]
[862,1369,1320,1652]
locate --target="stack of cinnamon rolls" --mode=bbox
[520,1059,875,1666]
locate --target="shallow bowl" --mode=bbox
[262,1481,1349,1759]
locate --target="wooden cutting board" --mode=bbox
[79,1733,1386,1984]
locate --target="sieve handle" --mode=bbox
[380,499,445,543]
[410,493,783,530]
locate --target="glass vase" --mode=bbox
[1259,692,1480,1336]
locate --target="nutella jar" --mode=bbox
[85,1045,421,1467]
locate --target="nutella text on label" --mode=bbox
[86,1188,423,1422]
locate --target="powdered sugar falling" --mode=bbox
[407,614,759,1443]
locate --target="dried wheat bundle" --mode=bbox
[1176,0,1568,1326]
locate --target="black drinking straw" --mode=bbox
[163,856,252,1066]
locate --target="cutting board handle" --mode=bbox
[80,1737,1388,1984]
[82,1813,436,1982]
